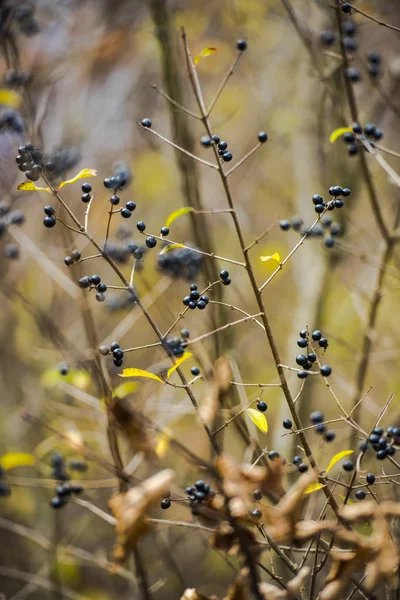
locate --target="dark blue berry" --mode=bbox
[258,131,268,143]
[315,423,326,434]
[293,456,302,465]
[319,338,328,348]
[121,208,132,218]
[296,354,307,366]
[161,498,171,509]
[82,183,92,193]
[236,39,248,51]
[297,370,308,379]
[191,367,200,376]
[44,205,55,216]
[283,419,292,430]
[222,152,233,162]
[310,411,324,423]
[308,353,317,363]
[137,221,146,232]
[343,460,354,471]
[257,401,267,412]
[126,201,136,211]
[299,329,308,338]
[355,490,366,500]
[366,473,375,485]
[325,430,336,442]
[320,365,332,377]
[315,204,324,214]
[50,496,66,509]
[81,193,91,203]
[297,338,308,348]
[44,215,56,228]
[200,135,212,147]
[141,118,152,128]
[160,226,169,236]
[279,220,291,231]
[298,463,308,473]
[268,451,279,460]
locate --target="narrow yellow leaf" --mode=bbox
[0,89,22,108]
[0,452,36,470]
[155,433,170,459]
[167,352,193,379]
[159,243,185,256]
[113,381,138,399]
[325,450,354,473]
[57,169,97,190]
[119,368,163,383]
[17,181,51,193]
[246,408,268,434]
[329,127,353,143]
[165,206,194,228]
[304,482,325,495]
[260,252,281,264]
[194,47,218,66]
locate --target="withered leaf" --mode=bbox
[109,469,174,563]
[259,567,310,599]
[111,398,157,460]
[199,357,232,424]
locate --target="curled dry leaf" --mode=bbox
[263,473,317,544]
[217,453,266,518]
[199,357,231,424]
[111,399,157,460]
[259,567,310,599]
[109,469,174,563]
[223,575,248,600]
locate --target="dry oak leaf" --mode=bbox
[259,567,310,600]
[217,453,267,518]
[109,469,174,563]
[319,501,400,599]
[263,473,317,544]
[199,356,232,424]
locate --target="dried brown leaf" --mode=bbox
[199,357,232,424]
[112,399,157,460]
[259,567,310,599]
[109,469,174,563]
[217,453,267,518]
[223,576,248,600]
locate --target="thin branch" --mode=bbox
[226,142,263,176]
[339,0,400,33]
[207,51,244,116]
[137,123,218,169]
[151,83,201,119]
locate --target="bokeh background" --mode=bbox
[1,0,400,598]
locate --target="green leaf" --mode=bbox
[304,482,325,495]
[165,206,194,228]
[113,381,138,399]
[246,408,268,434]
[159,243,185,256]
[260,252,281,264]
[329,127,353,143]
[167,352,193,379]
[57,169,97,190]
[119,368,164,383]
[325,450,354,473]
[194,47,218,66]
[0,89,22,108]
[0,452,36,470]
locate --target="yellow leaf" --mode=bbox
[41,368,90,391]
[159,243,185,255]
[325,450,354,473]
[329,127,353,143]
[165,206,194,228]
[113,381,138,399]
[260,252,281,264]
[57,169,97,190]
[155,433,170,459]
[0,89,22,108]
[17,181,51,193]
[246,408,268,434]
[304,482,325,495]
[167,352,193,379]
[0,452,36,470]
[119,368,163,383]
[194,47,218,66]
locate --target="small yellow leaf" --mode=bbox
[119,368,163,383]
[167,352,193,379]
[325,450,354,473]
[155,433,170,459]
[113,381,138,399]
[0,452,36,470]
[165,206,194,228]
[57,169,97,190]
[246,408,268,434]
[17,181,51,193]
[304,482,325,495]
[194,47,218,66]
[40,368,90,391]
[159,243,185,255]
[329,127,353,143]
[260,252,281,264]
[0,89,22,108]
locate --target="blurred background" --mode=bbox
[1,0,400,598]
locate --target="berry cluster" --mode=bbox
[280,215,342,248]
[50,482,83,509]
[50,452,69,481]
[185,480,215,515]
[99,341,124,368]
[64,249,81,267]
[157,245,203,281]
[309,411,336,443]
[216,139,233,163]
[0,466,11,498]
[46,146,81,182]
[104,171,128,192]
[295,328,332,379]
[359,425,399,460]
[366,50,382,78]
[311,186,350,215]
[293,455,309,473]
[219,269,231,285]
[343,122,383,157]
[78,274,108,302]
[183,284,209,310]
[0,203,25,259]
[164,335,186,357]
[16,143,48,181]
[43,205,56,228]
